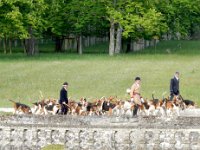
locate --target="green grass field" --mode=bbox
[41,144,64,150]
[0,40,200,107]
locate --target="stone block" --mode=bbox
[37,129,47,147]
[79,130,93,149]
[189,131,200,150]
[93,130,115,150]
[65,130,80,149]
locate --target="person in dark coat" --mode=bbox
[170,72,180,100]
[59,82,69,115]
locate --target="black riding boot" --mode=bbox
[170,94,174,101]
[133,104,138,117]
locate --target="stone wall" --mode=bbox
[0,115,200,150]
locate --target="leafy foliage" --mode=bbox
[0,0,200,54]
[106,0,168,39]
[45,0,109,37]
[155,0,200,38]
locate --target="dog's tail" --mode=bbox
[162,91,167,99]
[152,94,155,100]
[8,99,16,103]
[152,90,156,100]
[39,90,44,99]
[179,95,184,101]
[100,96,105,100]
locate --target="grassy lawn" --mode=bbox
[41,144,64,150]
[0,40,200,107]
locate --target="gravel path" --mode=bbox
[0,108,35,113]
[0,108,13,112]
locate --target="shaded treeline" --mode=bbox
[0,0,200,55]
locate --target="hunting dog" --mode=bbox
[32,99,50,115]
[162,97,181,117]
[32,99,60,115]
[43,99,61,115]
[139,95,165,116]
[177,95,196,109]
[101,97,116,116]
[9,100,32,114]
[67,99,90,116]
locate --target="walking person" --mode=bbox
[59,82,69,115]
[130,77,142,117]
[170,72,180,100]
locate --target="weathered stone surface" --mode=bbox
[79,130,94,150]
[93,130,115,150]
[189,131,200,150]
[0,115,200,149]
[65,130,79,149]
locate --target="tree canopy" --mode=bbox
[0,0,199,55]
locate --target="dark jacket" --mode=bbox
[59,87,68,104]
[170,77,179,95]
[102,101,110,111]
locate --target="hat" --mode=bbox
[135,77,141,81]
[175,71,180,75]
[63,82,68,86]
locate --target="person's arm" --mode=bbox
[170,79,174,95]
[130,84,135,98]
[130,84,135,102]
[59,90,63,104]
[178,79,180,95]
[66,90,68,104]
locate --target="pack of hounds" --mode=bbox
[9,93,196,117]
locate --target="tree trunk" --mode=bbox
[27,26,36,56]
[109,20,115,56]
[115,24,122,54]
[126,38,131,53]
[63,39,68,51]
[14,40,18,47]
[87,36,90,47]
[9,39,12,54]
[22,39,27,54]
[78,35,83,55]
[55,37,63,52]
[3,37,7,54]
[91,36,95,45]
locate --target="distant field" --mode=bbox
[1,39,200,54]
[0,40,200,107]
[136,40,200,55]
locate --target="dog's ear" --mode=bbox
[32,102,38,106]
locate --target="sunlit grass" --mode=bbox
[0,40,200,107]
[41,144,64,150]
[0,54,200,107]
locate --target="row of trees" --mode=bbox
[0,0,200,55]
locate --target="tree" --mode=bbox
[0,0,47,55]
[155,0,200,39]
[46,0,109,54]
[17,0,47,55]
[0,0,28,54]
[102,0,123,55]
[44,0,69,52]
[103,0,167,55]
[67,0,109,54]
